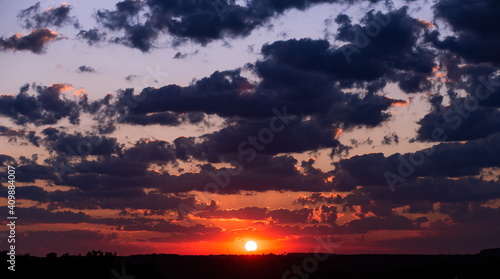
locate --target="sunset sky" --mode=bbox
[1,0,500,256]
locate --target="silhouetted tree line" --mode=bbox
[1,250,499,279]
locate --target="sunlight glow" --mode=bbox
[245,241,257,251]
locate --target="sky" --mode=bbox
[0,0,499,256]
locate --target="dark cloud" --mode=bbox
[5,124,336,193]
[437,201,500,224]
[363,177,500,206]
[41,129,500,195]
[15,164,57,183]
[51,157,331,194]
[0,125,40,146]
[113,65,404,133]
[293,193,344,205]
[431,0,500,65]
[172,161,329,193]
[3,184,215,216]
[341,215,415,234]
[113,69,260,118]
[195,117,343,159]
[444,63,500,109]
[0,154,16,167]
[76,65,96,73]
[317,205,338,225]
[121,139,176,164]
[416,64,500,142]
[120,111,200,126]
[125,74,138,82]
[321,176,500,219]
[259,8,435,92]
[109,23,159,52]
[96,0,143,31]
[0,125,26,137]
[269,208,313,224]
[91,0,395,51]
[0,83,79,126]
[256,213,419,236]
[17,2,80,29]
[94,0,155,51]
[112,88,206,126]
[197,206,335,225]
[416,103,500,142]
[0,206,224,236]
[65,159,148,178]
[381,133,399,145]
[123,221,222,234]
[173,52,188,59]
[8,206,92,224]
[301,159,323,175]
[0,28,62,54]
[77,28,107,46]
[19,136,335,193]
[89,11,426,131]
[197,206,268,220]
[40,128,121,157]
[0,83,114,135]
[332,133,500,191]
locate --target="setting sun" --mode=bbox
[245,241,257,252]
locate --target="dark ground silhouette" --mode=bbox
[2,248,499,279]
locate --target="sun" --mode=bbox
[245,241,257,251]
